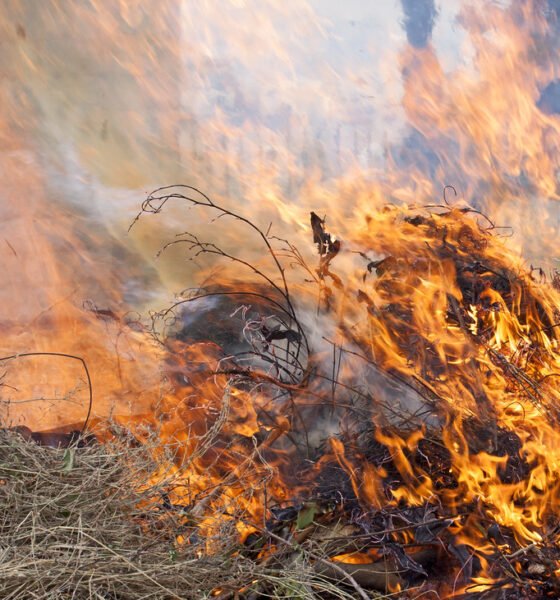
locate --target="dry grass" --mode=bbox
[0,430,376,600]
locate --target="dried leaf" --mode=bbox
[367,256,397,276]
[269,506,299,523]
[414,518,454,544]
[487,522,506,545]
[62,448,75,474]
[528,563,546,576]
[262,326,301,344]
[310,212,327,251]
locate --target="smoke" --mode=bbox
[2,1,560,332]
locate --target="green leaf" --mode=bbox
[62,448,75,473]
[296,503,317,530]
[274,581,308,599]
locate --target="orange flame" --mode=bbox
[3,0,560,595]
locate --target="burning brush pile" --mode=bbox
[4,185,560,599]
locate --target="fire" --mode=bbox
[110,190,560,592]
[3,0,560,596]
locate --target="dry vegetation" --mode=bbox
[0,430,379,600]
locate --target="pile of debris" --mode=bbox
[5,186,560,599]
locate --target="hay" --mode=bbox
[0,430,376,600]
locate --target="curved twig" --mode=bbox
[129,185,309,354]
[443,185,458,206]
[0,352,93,436]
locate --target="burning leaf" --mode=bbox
[367,256,397,276]
[310,212,328,255]
[487,522,506,545]
[448,544,475,583]
[261,326,301,344]
[310,211,340,258]
[357,289,376,314]
[414,518,454,544]
[310,211,342,297]
[269,506,299,524]
[390,544,428,578]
